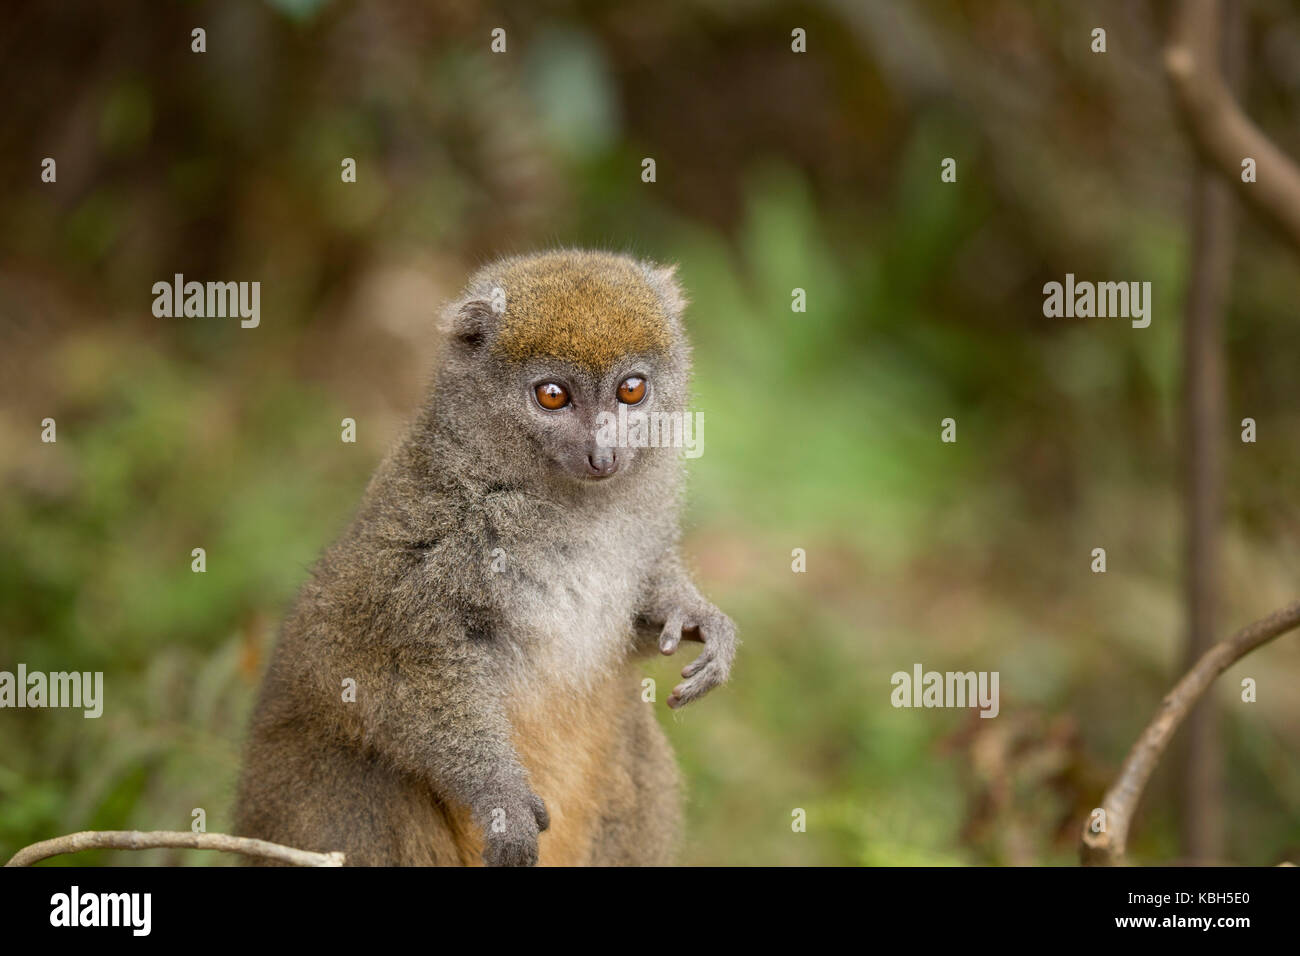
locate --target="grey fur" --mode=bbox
[234,250,736,866]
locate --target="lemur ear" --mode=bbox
[642,262,689,317]
[445,296,501,351]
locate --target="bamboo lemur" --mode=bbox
[234,249,736,866]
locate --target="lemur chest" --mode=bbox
[494,548,641,865]
[486,515,657,864]
[501,545,640,692]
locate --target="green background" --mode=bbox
[1,0,1298,865]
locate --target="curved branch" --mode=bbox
[1081,599,1300,865]
[1164,0,1300,252]
[4,830,345,867]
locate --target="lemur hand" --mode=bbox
[657,603,737,708]
[479,782,550,867]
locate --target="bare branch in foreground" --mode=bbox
[1081,600,1300,865]
[1164,0,1300,252]
[5,830,345,867]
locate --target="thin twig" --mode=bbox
[5,830,345,867]
[1081,600,1300,865]
[1165,0,1300,252]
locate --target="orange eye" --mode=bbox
[617,376,647,405]
[535,382,570,410]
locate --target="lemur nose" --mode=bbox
[587,449,618,477]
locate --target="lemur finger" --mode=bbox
[668,661,725,708]
[681,649,713,679]
[531,793,551,831]
[680,617,736,678]
[659,613,684,654]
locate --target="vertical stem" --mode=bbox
[1179,167,1229,861]
[1177,0,1240,865]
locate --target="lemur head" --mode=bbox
[433,249,692,489]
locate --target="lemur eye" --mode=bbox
[617,376,647,405]
[534,382,570,410]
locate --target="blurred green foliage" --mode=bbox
[2,0,1299,866]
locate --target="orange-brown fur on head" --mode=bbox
[492,250,674,372]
